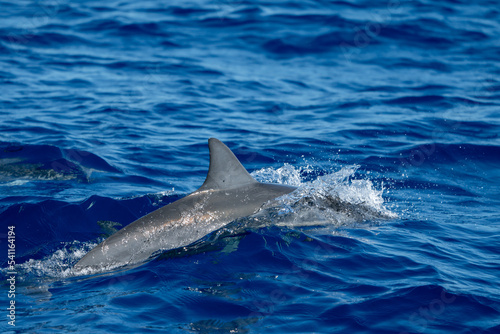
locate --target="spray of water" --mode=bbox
[253,164,396,227]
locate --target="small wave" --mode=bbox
[0,142,120,183]
[1,31,91,47]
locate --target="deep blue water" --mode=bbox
[1,0,500,332]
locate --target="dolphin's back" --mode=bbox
[74,139,296,272]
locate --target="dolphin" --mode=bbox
[74,138,296,272]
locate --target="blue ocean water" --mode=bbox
[1,0,500,332]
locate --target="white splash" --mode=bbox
[251,163,306,187]
[253,164,396,227]
[1,179,30,186]
[13,240,100,280]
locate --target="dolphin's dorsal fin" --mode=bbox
[198,138,257,191]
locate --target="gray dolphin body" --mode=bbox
[74,138,296,272]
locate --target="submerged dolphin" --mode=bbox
[74,138,296,272]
